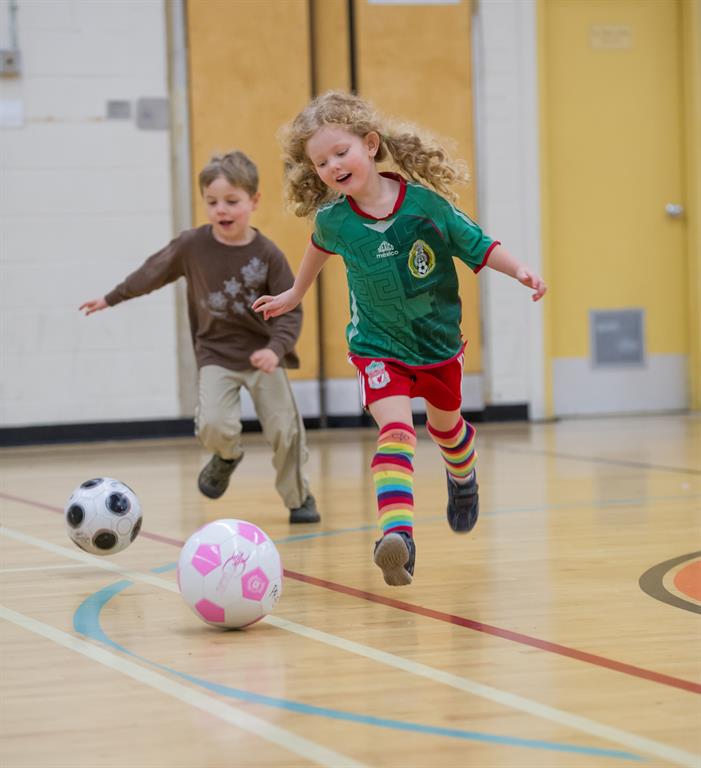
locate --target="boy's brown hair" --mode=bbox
[198,151,259,197]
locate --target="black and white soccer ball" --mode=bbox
[64,478,142,556]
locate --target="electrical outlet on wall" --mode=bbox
[0,49,21,76]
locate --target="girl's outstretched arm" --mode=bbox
[485,244,547,302]
[253,242,332,319]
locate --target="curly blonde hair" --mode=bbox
[280,91,469,218]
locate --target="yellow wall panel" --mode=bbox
[187,0,317,379]
[313,0,350,93]
[543,0,687,359]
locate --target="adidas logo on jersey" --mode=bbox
[376,240,399,259]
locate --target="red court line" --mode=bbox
[3,491,700,695]
[286,570,701,695]
[0,492,184,547]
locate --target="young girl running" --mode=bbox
[253,92,546,585]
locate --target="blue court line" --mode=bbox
[72,574,643,762]
[152,563,178,573]
[276,492,701,543]
[279,525,375,542]
[278,496,701,542]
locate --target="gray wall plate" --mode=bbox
[136,97,169,130]
[590,309,645,367]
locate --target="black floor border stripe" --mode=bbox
[0,404,529,447]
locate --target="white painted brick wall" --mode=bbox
[0,0,177,427]
[472,0,545,418]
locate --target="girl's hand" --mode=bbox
[79,297,108,315]
[249,348,279,374]
[252,288,301,320]
[515,267,547,302]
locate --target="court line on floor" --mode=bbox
[4,526,699,767]
[3,491,700,695]
[0,563,92,573]
[0,492,183,547]
[4,490,699,544]
[1,526,643,760]
[284,569,701,696]
[0,604,365,768]
[639,551,701,615]
[267,615,696,767]
[73,574,640,762]
[280,493,701,542]
[493,444,701,476]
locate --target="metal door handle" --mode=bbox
[665,203,684,218]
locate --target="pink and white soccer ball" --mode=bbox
[177,519,283,629]
[64,477,142,556]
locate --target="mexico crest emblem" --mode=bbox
[408,239,436,278]
[365,360,390,389]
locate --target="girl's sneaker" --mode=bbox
[373,531,416,586]
[446,471,479,532]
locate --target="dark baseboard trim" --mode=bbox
[477,403,530,422]
[0,404,528,447]
[0,419,197,447]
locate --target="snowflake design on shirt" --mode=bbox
[223,277,241,297]
[200,261,269,321]
[241,257,267,288]
[202,293,228,319]
[209,291,227,311]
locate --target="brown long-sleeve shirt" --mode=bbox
[105,226,301,371]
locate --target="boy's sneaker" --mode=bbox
[373,531,416,586]
[197,453,244,499]
[289,494,320,524]
[446,471,479,533]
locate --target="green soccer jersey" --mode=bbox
[312,173,498,366]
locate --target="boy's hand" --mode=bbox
[252,288,300,320]
[515,267,547,302]
[250,348,279,374]
[79,297,108,315]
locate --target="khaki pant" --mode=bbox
[195,364,310,509]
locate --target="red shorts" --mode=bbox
[349,351,464,411]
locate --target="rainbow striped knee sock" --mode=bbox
[371,422,416,537]
[427,418,476,483]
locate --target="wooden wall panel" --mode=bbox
[354,0,483,373]
[187,0,482,386]
[187,0,317,379]
[310,0,354,379]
